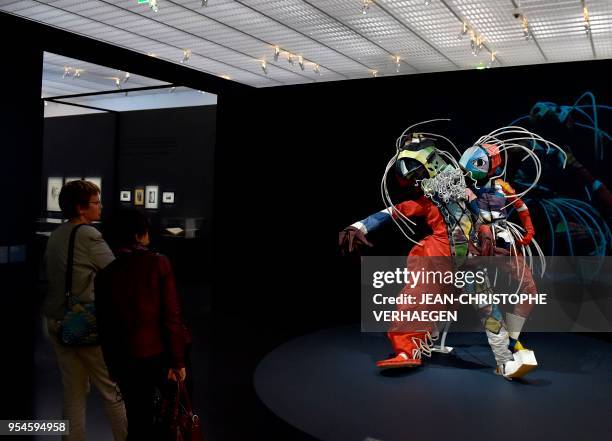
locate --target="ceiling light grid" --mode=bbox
[588,0,612,57]
[446,0,540,66]
[44,53,165,86]
[0,1,56,18]
[243,0,400,77]
[18,0,296,86]
[43,78,102,96]
[521,0,597,61]
[171,0,361,77]
[381,0,465,49]
[379,0,481,70]
[14,1,271,86]
[1,0,611,87]
[100,0,329,82]
[142,2,342,81]
[304,0,440,71]
[451,0,522,44]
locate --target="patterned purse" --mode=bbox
[58,224,99,346]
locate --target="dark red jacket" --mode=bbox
[95,246,187,376]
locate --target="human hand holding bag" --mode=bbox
[166,377,204,441]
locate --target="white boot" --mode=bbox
[496,351,538,380]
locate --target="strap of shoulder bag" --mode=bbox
[64,223,88,301]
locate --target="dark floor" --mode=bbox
[32,281,214,441]
[32,280,313,441]
[254,326,612,441]
[31,266,612,441]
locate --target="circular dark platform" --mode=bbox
[254,326,612,441]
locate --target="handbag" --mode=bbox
[58,224,99,346]
[163,379,204,441]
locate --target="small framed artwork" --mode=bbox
[134,188,145,206]
[162,192,175,204]
[120,191,131,202]
[145,185,159,209]
[47,177,63,212]
[85,177,102,196]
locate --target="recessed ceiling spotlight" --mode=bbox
[521,15,530,40]
[362,0,372,15]
[457,22,468,40]
[487,52,497,68]
[201,0,209,6]
[582,1,591,35]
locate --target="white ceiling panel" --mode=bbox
[1,0,610,87]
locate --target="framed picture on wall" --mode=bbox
[162,192,175,204]
[85,177,102,197]
[47,177,63,212]
[120,191,131,202]
[145,186,159,209]
[134,188,145,206]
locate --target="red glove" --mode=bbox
[339,226,373,256]
[517,209,535,246]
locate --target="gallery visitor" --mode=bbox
[44,179,127,441]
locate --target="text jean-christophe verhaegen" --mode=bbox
[369,268,548,322]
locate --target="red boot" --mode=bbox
[376,331,434,369]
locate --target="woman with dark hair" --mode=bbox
[95,209,189,441]
[45,180,127,441]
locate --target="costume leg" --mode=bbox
[473,276,537,379]
[377,254,443,369]
[505,254,538,341]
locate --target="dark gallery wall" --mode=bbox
[0,15,44,421]
[212,61,612,441]
[42,105,217,226]
[41,105,218,283]
[117,105,217,223]
[213,57,612,334]
[42,113,117,216]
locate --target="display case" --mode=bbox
[160,217,204,239]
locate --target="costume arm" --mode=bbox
[498,179,535,245]
[351,200,426,234]
[350,207,393,234]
